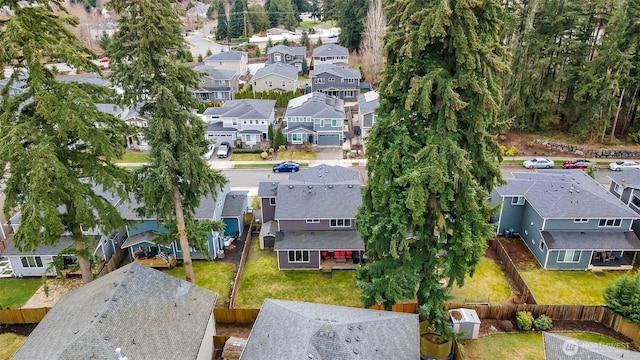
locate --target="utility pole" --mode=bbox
[243,10,247,38]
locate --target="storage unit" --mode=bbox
[449,308,481,340]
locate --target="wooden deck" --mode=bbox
[321,258,360,271]
[134,255,177,269]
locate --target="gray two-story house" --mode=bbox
[357,91,379,139]
[192,65,240,103]
[312,44,349,66]
[258,165,364,270]
[267,45,307,71]
[202,99,276,148]
[283,92,345,147]
[310,64,360,101]
[608,169,640,237]
[492,170,640,270]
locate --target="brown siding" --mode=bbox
[278,219,355,231]
[277,250,320,270]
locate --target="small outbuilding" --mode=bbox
[449,308,481,340]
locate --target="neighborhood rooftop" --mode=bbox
[203,99,276,120]
[267,44,307,56]
[608,168,640,189]
[285,92,345,119]
[204,50,247,61]
[253,63,299,80]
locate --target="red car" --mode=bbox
[562,159,592,169]
[98,57,109,63]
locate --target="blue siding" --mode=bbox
[496,197,526,234]
[224,218,240,237]
[544,250,592,270]
[129,220,167,236]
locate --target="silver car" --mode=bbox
[608,160,640,171]
[523,158,555,169]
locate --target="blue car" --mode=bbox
[272,161,300,173]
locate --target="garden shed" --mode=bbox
[449,308,481,340]
[259,220,278,249]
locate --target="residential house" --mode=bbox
[310,64,360,101]
[252,63,299,93]
[192,65,239,103]
[56,73,111,87]
[607,168,640,238]
[221,191,249,238]
[204,50,249,78]
[0,76,27,99]
[258,164,364,270]
[95,103,149,149]
[283,92,345,147]
[357,90,379,139]
[266,45,307,71]
[491,170,640,270]
[542,332,640,359]
[312,44,349,66]
[13,263,218,360]
[202,99,276,148]
[119,183,236,265]
[241,299,419,360]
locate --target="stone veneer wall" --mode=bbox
[535,139,640,158]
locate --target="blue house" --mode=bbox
[283,92,345,147]
[491,170,640,270]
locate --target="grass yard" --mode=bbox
[450,257,511,305]
[462,332,625,360]
[117,151,149,163]
[230,151,317,162]
[0,278,44,309]
[299,20,333,29]
[164,260,236,308]
[235,239,361,308]
[0,333,26,359]
[520,268,637,305]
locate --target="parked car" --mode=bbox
[201,144,215,160]
[523,158,555,169]
[272,161,300,173]
[98,57,109,63]
[562,159,592,169]
[217,142,230,158]
[609,160,640,171]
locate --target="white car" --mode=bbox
[201,144,215,160]
[608,160,640,171]
[523,158,555,169]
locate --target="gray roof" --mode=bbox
[541,230,640,250]
[312,44,349,57]
[267,44,307,56]
[310,64,361,79]
[117,192,223,220]
[121,230,158,248]
[13,263,218,360]
[252,63,299,81]
[204,99,276,120]
[193,65,237,80]
[95,103,145,119]
[495,170,639,219]
[2,236,98,256]
[259,220,278,238]
[241,299,419,360]
[283,125,314,134]
[542,332,640,359]
[205,50,247,61]
[258,181,280,197]
[222,191,247,218]
[287,164,360,184]
[285,92,345,119]
[608,168,640,189]
[274,183,361,219]
[274,230,364,251]
[206,121,238,132]
[357,91,379,115]
[56,73,110,87]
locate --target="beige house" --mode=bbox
[204,50,248,77]
[252,63,299,93]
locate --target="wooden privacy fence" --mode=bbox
[491,238,537,304]
[228,217,254,309]
[214,308,260,324]
[0,308,50,324]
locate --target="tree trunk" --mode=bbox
[72,225,93,284]
[174,185,195,283]
[610,87,626,143]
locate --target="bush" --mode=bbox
[533,315,553,331]
[516,311,534,331]
[498,320,514,332]
[260,151,269,159]
[604,272,640,325]
[232,148,264,154]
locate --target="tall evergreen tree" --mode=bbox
[229,0,248,38]
[356,0,508,339]
[107,0,228,283]
[216,0,229,41]
[248,4,270,34]
[0,0,131,284]
[335,0,368,51]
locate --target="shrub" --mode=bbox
[516,311,534,331]
[232,148,264,154]
[274,128,287,150]
[505,145,518,157]
[604,272,640,325]
[260,151,269,159]
[534,315,553,331]
[498,320,514,332]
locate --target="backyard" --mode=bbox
[0,278,44,309]
[165,260,236,308]
[450,255,512,305]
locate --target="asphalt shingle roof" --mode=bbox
[56,73,110,87]
[285,92,344,119]
[252,63,299,81]
[494,170,639,219]
[205,50,246,61]
[258,181,280,197]
[222,191,247,217]
[542,332,640,359]
[274,230,364,250]
[206,121,238,132]
[312,44,349,57]
[274,183,361,219]
[2,236,99,256]
[357,91,379,115]
[241,299,419,360]
[13,263,218,360]
[608,168,640,189]
[310,64,361,79]
[193,65,237,80]
[541,230,640,250]
[267,45,307,56]
[203,99,275,120]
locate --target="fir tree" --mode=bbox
[356,0,508,338]
[0,0,131,284]
[229,0,248,39]
[107,0,228,283]
[274,128,287,149]
[301,57,309,75]
[216,0,228,41]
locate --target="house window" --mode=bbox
[274,54,281,62]
[573,218,588,223]
[217,80,226,85]
[246,135,256,143]
[344,90,355,98]
[557,250,581,263]
[288,250,310,263]
[539,240,545,252]
[232,119,238,126]
[331,119,339,127]
[254,81,257,86]
[320,119,325,127]
[614,183,623,195]
[347,79,356,84]
[269,198,276,205]
[282,81,286,87]
[20,256,44,268]
[598,218,622,227]
[292,133,303,144]
[306,219,320,223]
[632,195,640,208]
[214,92,225,99]
[250,120,253,124]
[511,196,525,205]
[328,78,335,82]
[268,81,273,87]
[330,219,351,227]
[315,78,325,84]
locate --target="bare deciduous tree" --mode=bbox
[359,0,385,85]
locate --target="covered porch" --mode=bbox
[121,231,177,269]
[274,230,364,271]
[588,251,636,271]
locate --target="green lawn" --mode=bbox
[117,151,149,163]
[230,151,317,161]
[451,257,511,305]
[235,238,361,308]
[520,268,637,305]
[164,260,236,308]
[462,332,625,360]
[0,333,27,359]
[299,20,333,29]
[0,278,44,309]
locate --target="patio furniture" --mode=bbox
[593,252,601,261]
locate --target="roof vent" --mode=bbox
[289,185,294,189]
[348,185,353,188]
[328,185,333,189]
[308,185,313,189]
